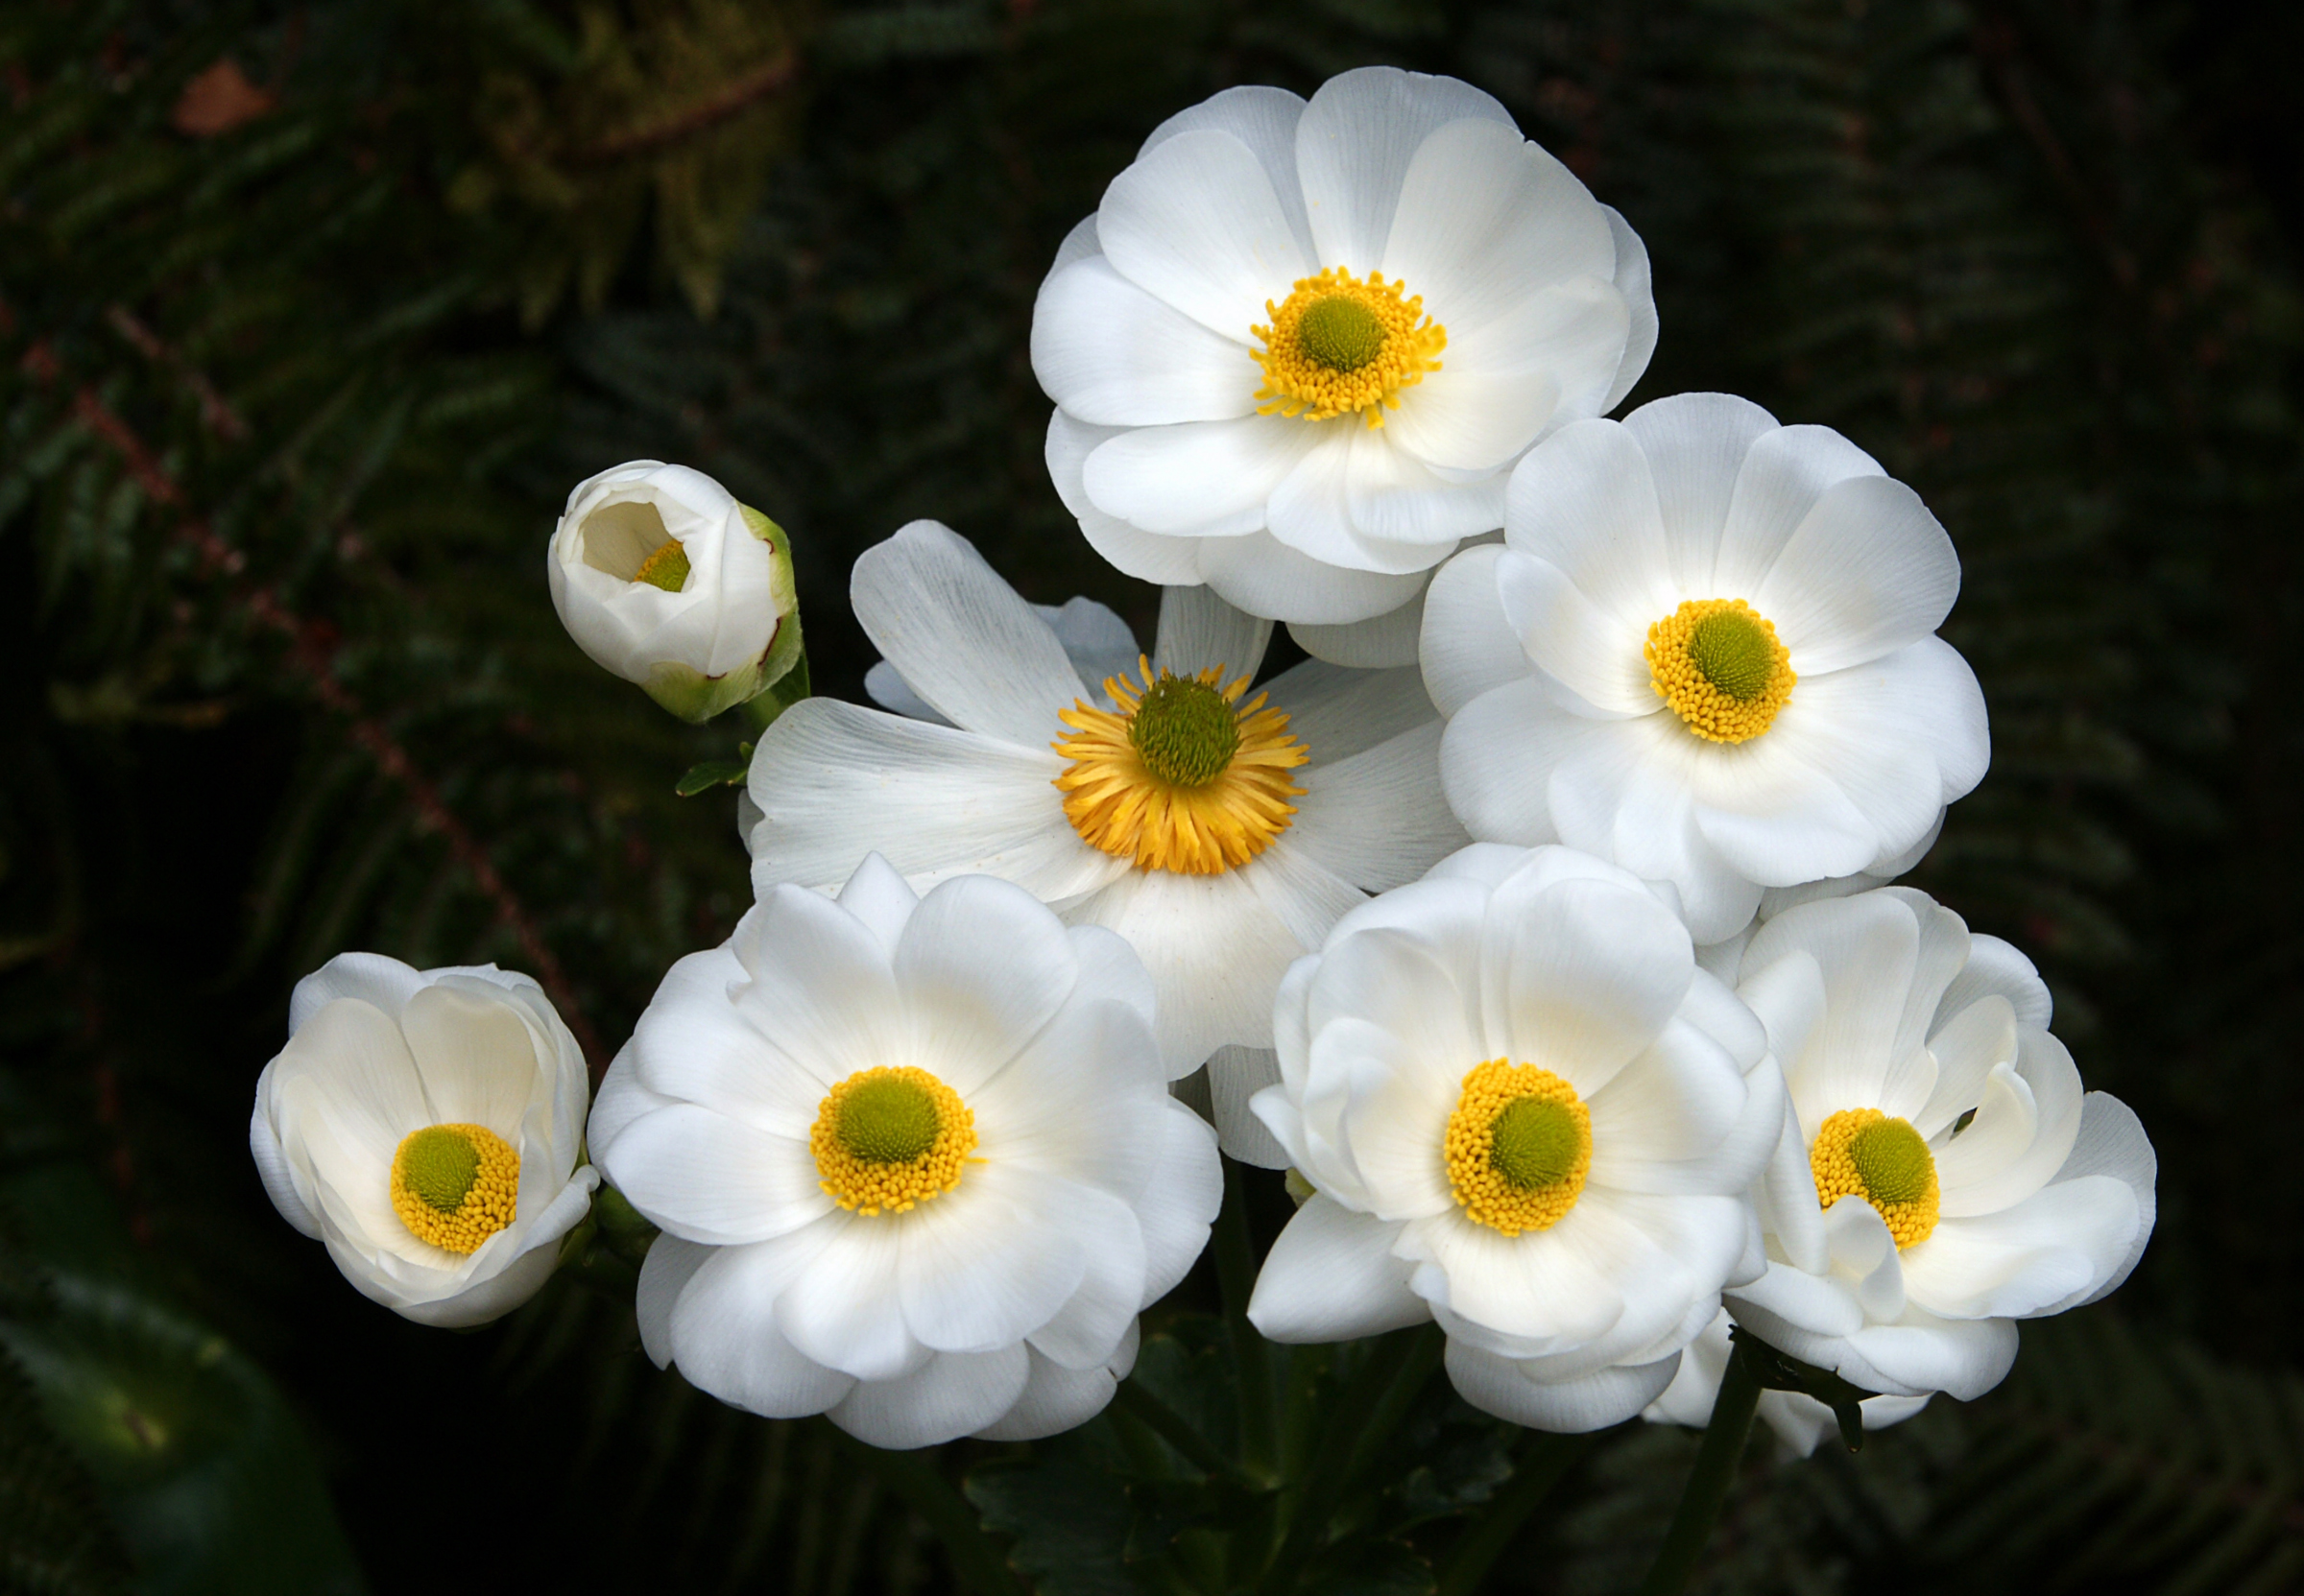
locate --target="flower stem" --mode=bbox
[1633,1342,1763,1596]
[1114,1377,1248,1483]
[1215,1161,1277,1481]
[1434,1430,1590,1596]
[1258,1327,1424,1593]
[832,1431,1023,1596]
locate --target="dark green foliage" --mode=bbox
[2,0,2299,1589]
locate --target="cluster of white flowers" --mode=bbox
[253,65,2153,1457]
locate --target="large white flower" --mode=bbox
[1245,845,1783,1432]
[1643,1308,1930,1458]
[547,461,801,722]
[588,856,1220,1447]
[1424,392,1990,943]
[1035,66,1656,628]
[1722,889,2154,1403]
[743,521,1468,1161]
[250,955,598,1328]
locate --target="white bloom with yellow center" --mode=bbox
[249,955,598,1328]
[1423,393,1991,943]
[1722,889,2155,1402]
[588,857,1220,1447]
[1034,66,1656,627]
[743,521,1468,1161]
[1245,845,1784,1433]
[547,461,800,722]
[1644,1308,1930,1457]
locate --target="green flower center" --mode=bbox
[1128,673,1240,788]
[633,538,691,592]
[1296,295,1388,373]
[396,1126,482,1213]
[1849,1117,1933,1205]
[1489,1096,1584,1190]
[835,1075,943,1164]
[1687,607,1777,702]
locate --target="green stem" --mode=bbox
[1435,1430,1590,1596]
[834,1434,1023,1596]
[1215,1161,1277,1481]
[1633,1344,1763,1596]
[1341,1324,1444,1488]
[1114,1377,1246,1482]
[1258,1328,1423,1595]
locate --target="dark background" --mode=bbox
[3,1,2300,1592]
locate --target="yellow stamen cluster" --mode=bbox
[1810,1108,1940,1248]
[810,1066,977,1217]
[1444,1060,1593,1236]
[1053,657,1308,875]
[633,537,691,592]
[390,1123,520,1254]
[1645,598,1796,744]
[1251,267,1447,427]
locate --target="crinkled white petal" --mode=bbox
[1446,1338,1680,1433]
[1293,65,1515,272]
[1097,128,1309,336]
[1032,256,1260,427]
[1248,1196,1428,1343]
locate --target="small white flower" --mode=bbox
[249,955,598,1328]
[1035,67,1655,627]
[547,461,800,721]
[1245,845,1783,1433]
[1423,392,1990,943]
[588,856,1220,1447]
[1643,1308,1929,1457]
[743,520,1468,1161]
[1722,889,2155,1403]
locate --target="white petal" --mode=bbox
[1900,1176,2143,1321]
[1713,425,1884,599]
[1752,475,1960,674]
[1406,1210,1622,1348]
[894,874,1080,1094]
[1585,1018,1753,1185]
[897,1163,1098,1354]
[1033,257,1259,427]
[665,1232,860,1417]
[972,993,1168,1195]
[597,1105,830,1246]
[851,521,1088,744]
[288,951,426,1036]
[1043,214,1101,283]
[1344,426,1505,547]
[1209,1045,1291,1168]
[618,948,824,1143]
[1248,1196,1428,1343]
[271,998,429,1153]
[1597,207,1657,414]
[1478,871,1695,1092]
[975,1341,1130,1441]
[1420,544,1531,717]
[1447,1339,1679,1433]
[1270,430,1418,571]
[1262,659,1437,766]
[1140,84,1314,262]
[1197,529,1428,625]
[1294,66,1515,272]
[1290,722,1468,891]
[834,851,923,957]
[1133,1098,1223,1299]
[1290,584,1428,668]
[1084,416,1315,537]
[249,1097,322,1238]
[1496,551,1653,716]
[830,1346,1034,1450]
[1502,418,1676,630]
[1078,505,1209,586]
[1386,282,1628,473]
[2052,1092,2156,1304]
[396,984,543,1142]
[1618,393,1782,592]
[864,659,951,725]
[747,700,1123,902]
[1153,584,1272,679]
[1097,129,1309,336]
[771,1216,924,1381]
[636,1232,712,1367]
[1935,932,2052,1032]
[726,886,911,1092]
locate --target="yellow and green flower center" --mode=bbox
[1644,598,1796,744]
[389,1123,519,1254]
[632,538,690,592]
[1053,655,1308,875]
[809,1066,977,1216]
[579,499,691,592]
[1445,1060,1593,1236]
[1810,1108,1939,1248]
[1250,267,1447,428]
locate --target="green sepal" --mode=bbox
[589,1182,660,1267]
[637,501,803,724]
[1728,1324,1880,1451]
[675,746,753,797]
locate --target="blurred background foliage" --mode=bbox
[1,0,2299,1590]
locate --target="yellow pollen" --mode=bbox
[1444,1060,1593,1236]
[632,537,691,592]
[1251,267,1447,428]
[809,1066,977,1217]
[1052,655,1308,875]
[389,1123,519,1254]
[1644,598,1796,744]
[1810,1108,1940,1248]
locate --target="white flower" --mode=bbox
[1245,845,1783,1433]
[1722,889,2154,1403]
[249,954,598,1328]
[742,520,1468,1162]
[588,855,1220,1447]
[1423,392,1990,943]
[547,461,800,722]
[1643,1309,1929,1458]
[1035,66,1655,628]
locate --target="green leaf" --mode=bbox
[967,1427,1150,1596]
[673,757,750,796]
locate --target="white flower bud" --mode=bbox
[249,954,599,1327]
[547,461,800,722]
